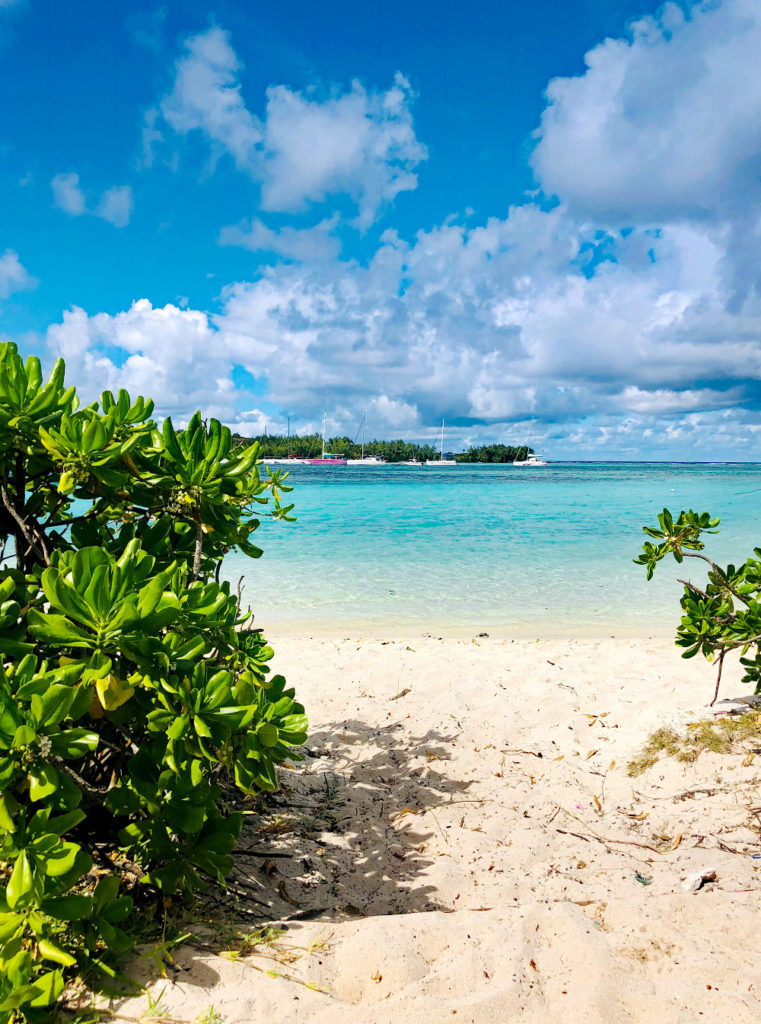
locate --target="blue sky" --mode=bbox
[1,0,760,458]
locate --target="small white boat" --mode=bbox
[513,451,548,467]
[263,457,308,465]
[346,415,386,464]
[512,418,547,466]
[426,420,458,465]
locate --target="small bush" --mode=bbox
[0,342,306,1021]
[635,507,761,704]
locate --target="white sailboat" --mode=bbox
[425,420,458,466]
[308,412,347,465]
[346,414,386,465]
[512,418,548,466]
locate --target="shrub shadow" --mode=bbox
[213,718,470,924]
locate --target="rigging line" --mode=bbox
[352,413,365,445]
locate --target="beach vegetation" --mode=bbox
[628,714,761,776]
[0,341,306,1021]
[635,507,761,703]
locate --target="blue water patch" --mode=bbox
[226,462,761,633]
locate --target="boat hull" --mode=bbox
[307,458,347,465]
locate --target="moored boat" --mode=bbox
[309,413,347,465]
[512,418,547,466]
[346,414,386,464]
[425,420,458,465]
[513,451,548,467]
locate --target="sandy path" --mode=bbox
[108,635,761,1023]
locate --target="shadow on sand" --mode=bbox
[103,719,470,1011]
[211,717,470,924]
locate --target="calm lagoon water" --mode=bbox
[225,462,761,635]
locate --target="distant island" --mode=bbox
[233,433,533,463]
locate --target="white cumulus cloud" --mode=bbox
[260,73,427,229]
[46,300,233,420]
[51,173,133,228]
[96,186,134,228]
[159,26,262,171]
[0,249,36,299]
[531,0,761,224]
[152,27,426,227]
[51,173,86,216]
[218,216,341,261]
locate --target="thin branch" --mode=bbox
[54,759,111,796]
[677,578,709,600]
[681,550,750,607]
[191,518,203,582]
[711,649,726,707]
[0,480,51,567]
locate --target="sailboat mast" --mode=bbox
[362,413,366,459]
[440,419,444,461]
[321,412,326,459]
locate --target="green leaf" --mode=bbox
[27,610,93,648]
[33,684,76,728]
[29,762,59,801]
[40,893,92,921]
[28,968,65,1008]
[257,722,278,747]
[44,842,80,877]
[92,874,120,912]
[11,724,36,748]
[37,937,77,967]
[6,850,33,908]
[49,727,98,759]
[0,793,17,831]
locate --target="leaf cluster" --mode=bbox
[0,342,306,1021]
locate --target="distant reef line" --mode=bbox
[232,432,533,464]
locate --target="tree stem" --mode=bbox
[191,518,203,581]
[710,649,726,707]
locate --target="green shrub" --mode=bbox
[635,507,761,703]
[0,341,306,1020]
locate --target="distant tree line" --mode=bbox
[233,433,533,463]
[456,443,531,463]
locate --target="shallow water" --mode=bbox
[225,462,761,634]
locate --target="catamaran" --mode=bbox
[513,451,548,467]
[308,412,347,465]
[425,420,458,466]
[346,413,386,465]
[512,418,547,466]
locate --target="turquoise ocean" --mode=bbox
[226,463,761,635]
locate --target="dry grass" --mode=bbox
[628,713,761,776]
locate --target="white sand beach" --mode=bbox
[108,634,761,1023]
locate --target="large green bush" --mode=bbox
[0,342,306,1020]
